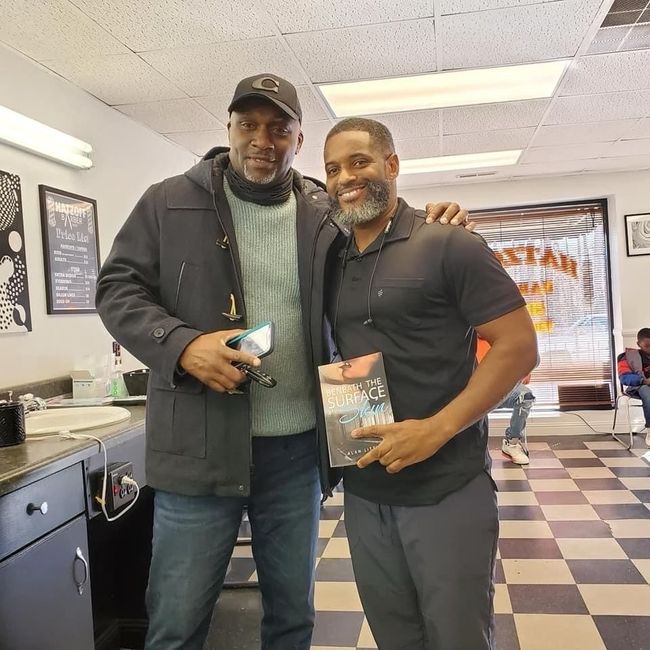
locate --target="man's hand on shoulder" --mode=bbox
[179,330,261,393]
[425,202,475,231]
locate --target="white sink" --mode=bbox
[26,406,131,435]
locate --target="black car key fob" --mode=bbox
[235,363,277,388]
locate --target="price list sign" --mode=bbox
[39,186,100,314]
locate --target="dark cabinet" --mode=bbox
[0,515,94,650]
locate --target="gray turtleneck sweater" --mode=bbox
[224,178,316,437]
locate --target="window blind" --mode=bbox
[471,200,614,408]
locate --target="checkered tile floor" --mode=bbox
[225,430,650,649]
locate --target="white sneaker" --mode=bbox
[502,438,529,465]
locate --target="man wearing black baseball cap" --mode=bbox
[96,72,469,650]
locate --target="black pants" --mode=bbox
[345,472,498,650]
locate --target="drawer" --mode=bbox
[0,463,85,561]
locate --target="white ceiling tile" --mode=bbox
[0,0,128,60]
[267,0,432,33]
[438,0,563,14]
[395,137,441,159]
[285,19,436,83]
[438,0,601,69]
[42,53,186,105]
[532,120,639,146]
[560,49,650,96]
[442,127,534,155]
[195,92,236,123]
[116,99,225,133]
[608,138,650,156]
[141,38,306,97]
[296,87,332,121]
[441,99,549,134]
[164,130,229,157]
[69,0,274,51]
[359,110,439,142]
[521,142,614,163]
[546,90,650,123]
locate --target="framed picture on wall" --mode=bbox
[0,169,32,332]
[39,185,100,314]
[624,212,650,257]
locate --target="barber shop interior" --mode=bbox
[1,1,650,649]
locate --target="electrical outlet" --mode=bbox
[92,461,136,514]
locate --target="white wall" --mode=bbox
[0,45,196,389]
[401,170,650,350]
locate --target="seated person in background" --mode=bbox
[617,327,650,446]
[477,336,535,465]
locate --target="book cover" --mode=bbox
[317,352,394,467]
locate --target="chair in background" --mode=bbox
[612,384,644,451]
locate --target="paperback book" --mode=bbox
[318,352,394,467]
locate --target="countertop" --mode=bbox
[0,406,146,497]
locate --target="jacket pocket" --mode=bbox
[173,261,202,323]
[147,373,207,458]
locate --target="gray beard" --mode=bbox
[329,180,390,227]
[243,161,277,185]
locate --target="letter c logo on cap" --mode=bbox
[252,77,280,94]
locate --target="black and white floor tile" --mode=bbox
[213,410,650,649]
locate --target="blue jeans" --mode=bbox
[498,384,535,441]
[637,384,650,427]
[144,430,321,650]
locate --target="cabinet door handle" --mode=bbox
[26,501,48,515]
[74,547,89,596]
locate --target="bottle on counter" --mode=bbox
[109,342,129,399]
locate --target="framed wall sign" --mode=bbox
[624,212,650,257]
[0,169,32,332]
[39,185,100,314]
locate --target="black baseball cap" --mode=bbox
[228,74,302,123]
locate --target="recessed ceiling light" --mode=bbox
[318,60,569,117]
[400,150,522,175]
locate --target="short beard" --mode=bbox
[243,161,277,185]
[329,180,390,227]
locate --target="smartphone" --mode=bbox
[226,320,275,359]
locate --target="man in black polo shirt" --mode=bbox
[322,118,538,650]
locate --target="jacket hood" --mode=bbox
[184,145,327,196]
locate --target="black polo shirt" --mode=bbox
[327,198,526,506]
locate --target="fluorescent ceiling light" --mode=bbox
[0,105,93,169]
[318,60,569,117]
[400,150,522,175]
